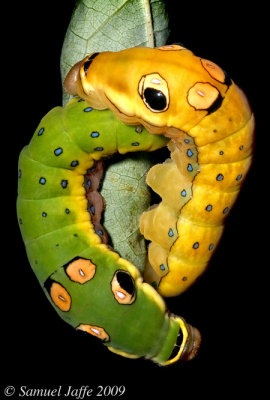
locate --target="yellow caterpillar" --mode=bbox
[64,44,254,298]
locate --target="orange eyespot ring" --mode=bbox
[77,324,110,342]
[65,258,96,284]
[187,82,220,111]
[111,270,136,305]
[201,59,226,84]
[50,282,71,312]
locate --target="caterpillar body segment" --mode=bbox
[64,44,254,297]
[17,98,201,364]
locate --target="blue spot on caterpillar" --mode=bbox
[61,180,68,188]
[216,174,224,181]
[54,148,63,156]
[39,177,46,185]
[181,189,187,197]
[38,127,45,136]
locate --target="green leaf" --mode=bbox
[60,0,169,273]
[60,0,170,104]
[101,153,152,270]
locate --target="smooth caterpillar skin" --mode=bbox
[17,98,201,365]
[64,44,255,297]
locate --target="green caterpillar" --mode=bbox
[17,97,201,366]
[17,42,254,366]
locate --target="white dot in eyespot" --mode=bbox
[79,268,85,277]
[116,291,126,299]
[58,295,66,302]
[197,90,205,97]
[91,328,100,335]
[151,78,161,84]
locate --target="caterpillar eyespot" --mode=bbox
[111,270,136,305]
[138,73,169,112]
[17,44,254,365]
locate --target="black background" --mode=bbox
[1,1,266,398]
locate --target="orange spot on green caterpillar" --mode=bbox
[50,282,71,312]
[77,324,110,342]
[65,258,96,284]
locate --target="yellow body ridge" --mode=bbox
[64,44,254,297]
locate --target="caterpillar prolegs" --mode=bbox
[65,44,254,297]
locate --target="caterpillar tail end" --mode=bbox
[154,317,201,366]
[181,323,201,361]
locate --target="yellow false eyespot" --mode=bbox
[138,73,169,112]
[187,82,221,112]
[200,59,226,83]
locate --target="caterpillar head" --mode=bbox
[64,45,231,134]
[63,52,107,110]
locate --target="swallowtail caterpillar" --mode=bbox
[17,94,200,365]
[65,44,254,296]
[17,43,254,365]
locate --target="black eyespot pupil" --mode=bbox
[116,271,135,295]
[143,88,167,111]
